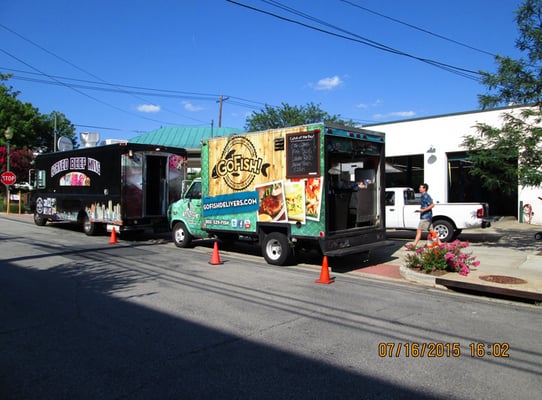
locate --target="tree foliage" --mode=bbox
[0,72,77,152]
[244,102,353,131]
[463,0,542,193]
[0,146,35,184]
[1,72,77,183]
[463,109,542,193]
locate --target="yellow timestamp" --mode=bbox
[378,342,511,358]
[378,342,461,358]
[469,342,510,358]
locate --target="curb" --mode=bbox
[399,265,449,289]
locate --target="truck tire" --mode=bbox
[83,215,98,236]
[262,232,291,266]
[173,222,192,248]
[34,212,47,226]
[433,219,455,242]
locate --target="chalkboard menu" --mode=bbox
[286,130,320,178]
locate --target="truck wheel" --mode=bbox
[83,215,97,236]
[34,212,47,226]
[262,232,291,266]
[433,220,454,242]
[173,222,192,248]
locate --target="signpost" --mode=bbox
[2,171,16,214]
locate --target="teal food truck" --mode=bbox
[168,123,391,265]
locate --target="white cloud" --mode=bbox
[390,111,416,117]
[356,99,383,109]
[182,101,204,112]
[311,75,343,91]
[137,104,160,113]
[373,111,416,119]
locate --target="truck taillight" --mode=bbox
[477,208,484,218]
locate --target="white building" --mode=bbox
[366,106,542,225]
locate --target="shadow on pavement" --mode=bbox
[1,255,443,400]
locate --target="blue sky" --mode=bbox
[1,0,524,142]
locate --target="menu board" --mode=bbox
[286,131,320,178]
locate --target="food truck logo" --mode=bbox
[211,136,270,191]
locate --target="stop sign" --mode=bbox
[1,171,16,186]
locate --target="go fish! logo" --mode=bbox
[211,136,271,191]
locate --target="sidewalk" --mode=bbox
[356,217,542,303]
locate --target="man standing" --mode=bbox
[412,183,435,247]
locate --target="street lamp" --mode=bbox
[4,127,14,213]
[5,127,13,171]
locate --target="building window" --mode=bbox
[385,155,424,188]
[447,151,517,216]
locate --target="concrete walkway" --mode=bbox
[355,217,542,303]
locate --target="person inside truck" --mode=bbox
[412,183,436,247]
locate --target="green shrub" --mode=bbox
[0,196,27,214]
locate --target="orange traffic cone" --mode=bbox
[426,231,440,248]
[109,228,118,244]
[315,255,335,284]
[209,241,222,265]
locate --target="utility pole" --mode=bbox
[53,113,58,152]
[217,96,229,128]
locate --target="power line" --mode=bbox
[0,48,172,122]
[227,0,483,81]
[0,23,210,125]
[0,22,279,128]
[339,0,497,57]
[1,66,274,110]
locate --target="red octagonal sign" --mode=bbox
[1,171,16,186]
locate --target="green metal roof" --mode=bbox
[129,126,243,150]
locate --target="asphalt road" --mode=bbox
[1,216,541,400]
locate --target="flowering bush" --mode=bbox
[405,240,480,276]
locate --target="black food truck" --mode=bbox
[29,142,187,236]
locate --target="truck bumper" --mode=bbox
[323,239,396,257]
[481,219,492,228]
[320,229,394,257]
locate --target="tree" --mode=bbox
[0,73,77,152]
[1,73,78,190]
[0,146,34,183]
[463,0,542,193]
[245,102,353,131]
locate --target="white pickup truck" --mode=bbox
[385,187,491,242]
